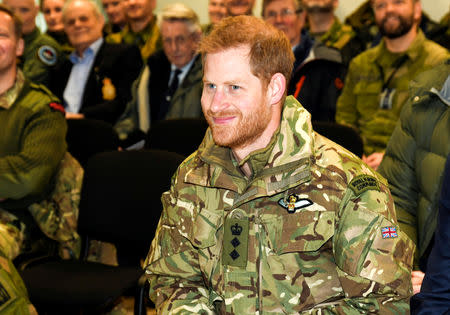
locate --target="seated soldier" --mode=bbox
[4,0,62,86]
[0,5,81,314]
[115,3,203,146]
[41,0,74,55]
[49,0,142,124]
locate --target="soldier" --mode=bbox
[101,0,127,34]
[106,0,161,61]
[4,0,62,86]
[145,15,414,314]
[0,4,81,314]
[202,0,228,35]
[336,0,449,170]
[301,0,365,65]
[41,0,73,55]
[225,0,255,16]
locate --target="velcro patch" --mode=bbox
[37,45,57,66]
[49,102,65,114]
[349,175,380,196]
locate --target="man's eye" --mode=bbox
[231,85,240,90]
[206,83,216,89]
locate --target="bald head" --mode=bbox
[3,0,39,35]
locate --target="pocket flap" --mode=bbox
[189,208,222,249]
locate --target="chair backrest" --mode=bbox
[77,150,185,261]
[145,118,209,157]
[312,121,364,158]
[66,118,119,167]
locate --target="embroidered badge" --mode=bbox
[37,45,57,66]
[381,226,398,239]
[349,175,380,196]
[278,194,313,213]
[49,102,65,114]
[102,78,116,100]
[223,218,248,268]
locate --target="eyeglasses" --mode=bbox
[265,8,303,21]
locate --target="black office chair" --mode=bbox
[312,121,364,157]
[66,118,120,167]
[19,149,185,314]
[145,118,209,157]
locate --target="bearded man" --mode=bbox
[336,0,448,170]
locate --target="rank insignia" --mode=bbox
[37,45,57,66]
[278,194,312,213]
[381,226,398,239]
[223,218,248,268]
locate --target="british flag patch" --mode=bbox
[381,226,398,239]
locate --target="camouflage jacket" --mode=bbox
[336,30,449,155]
[106,17,162,62]
[145,96,414,314]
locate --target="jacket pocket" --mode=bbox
[274,210,335,254]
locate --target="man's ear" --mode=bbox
[413,0,422,23]
[267,73,286,106]
[16,38,24,57]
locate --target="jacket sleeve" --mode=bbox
[0,104,67,201]
[335,58,359,129]
[144,175,214,314]
[378,101,419,247]
[330,176,414,314]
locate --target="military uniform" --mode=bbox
[310,17,365,66]
[145,96,414,314]
[19,28,62,86]
[106,17,162,62]
[336,30,449,155]
[46,31,74,57]
[0,70,81,314]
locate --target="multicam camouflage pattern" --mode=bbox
[28,152,83,259]
[336,30,450,155]
[106,19,162,62]
[145,96,415,314]
[0,210,36,315]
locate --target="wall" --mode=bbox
[154,0,450,25]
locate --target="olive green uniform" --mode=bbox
[336,30,449,155]
[19,28,62,86]
[145,96,414,314]
[106,17,162,62]
[0,70,78,314]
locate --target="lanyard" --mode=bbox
[377,55,409,109]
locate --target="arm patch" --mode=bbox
[349,174,380,196]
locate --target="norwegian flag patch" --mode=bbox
[381,226,398,239]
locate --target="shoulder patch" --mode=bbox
[349,174,380,196]
[37,45,58,66]
[49,102,65,114]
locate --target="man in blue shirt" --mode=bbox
[49,0,142,124]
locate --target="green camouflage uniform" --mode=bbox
[106,17,162,62]
[310,17,364,66]
[0,70,82,314]
[336,30,449,155]
[19,28,62,86]
[145,96,414,314]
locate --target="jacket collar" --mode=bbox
[370,29,426,65]
[185,96,314,200]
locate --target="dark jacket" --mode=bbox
[289,39,346,122]
[378,59,450,269]
[50,41,142,124]
[411,154,450,314]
